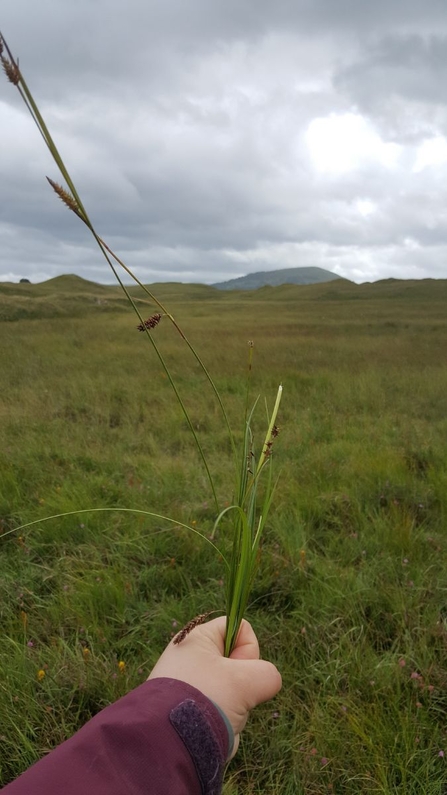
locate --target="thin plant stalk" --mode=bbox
[0,32,283,657]
[0,508,228,566]
[0,33,223,511]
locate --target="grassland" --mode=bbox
[1,276,447,793]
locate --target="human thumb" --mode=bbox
[231,658,282,710]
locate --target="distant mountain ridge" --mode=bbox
[212,267,345,290]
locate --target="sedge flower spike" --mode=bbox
[1,56,19,85]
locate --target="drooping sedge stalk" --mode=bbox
[0,32,283,656]
[0,33,230,512]
[0,508,227,563]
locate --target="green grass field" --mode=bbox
[1,276,447,793]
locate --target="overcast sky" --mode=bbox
[1,1,447,285]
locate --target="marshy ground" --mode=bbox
[1,277,446,793]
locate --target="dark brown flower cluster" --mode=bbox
[137,313,162,332]
[263,425,280,460]
[173,612,213,645]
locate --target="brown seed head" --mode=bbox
[1,56,20,86]
[137,313,162,332]
[173,612,213,644]
[46,178,83,219]
[261,424,280,463]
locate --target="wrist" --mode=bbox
[209,701,235,759]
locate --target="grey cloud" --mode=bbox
[339,35,447,105]
[3,1,446,101]
[2,0,447,285]
[335,35,447,141]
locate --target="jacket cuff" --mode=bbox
[209,701,235,759]
[152,678,231,794]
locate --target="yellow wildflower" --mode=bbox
[37,669,45,681]
[118,660,125,674]
[83,647,90,660]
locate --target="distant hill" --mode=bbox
[212,267,346,290]
[1,274,446,323]
[0,274,110,297]
[0,274,225,322]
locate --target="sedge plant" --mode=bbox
[0,33,282,656]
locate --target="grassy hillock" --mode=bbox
[3,275,447,321]
[1,278,447,793]
[0,276,226,321]
[128,281,223,302]
[0,275,122,321]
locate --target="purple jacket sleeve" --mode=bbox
[2,677,230,795]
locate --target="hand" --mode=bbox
[148,616,282,757]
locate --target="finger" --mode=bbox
[198,617,259,660]
[199,615,227,654]
[232,659,282,709]
[229,619,260,661]
[228,733,240,760]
